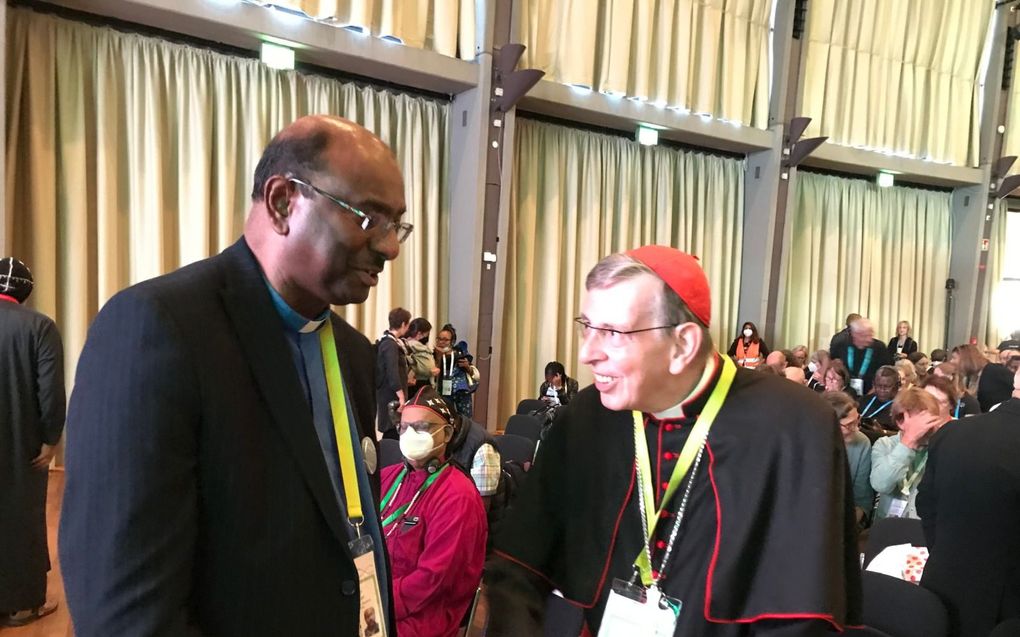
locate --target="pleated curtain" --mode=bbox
[780,171,953,354]
[799,0,993,166]
[517,0,772,128]
[984,204,1018,346]
[498,117,745,427]
[5,6,449,397]
[249,0,476,60]
[1003,46,1020,169]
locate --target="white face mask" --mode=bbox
[399,426,445,462]
[743,329,753,338]
[808,362,818,373]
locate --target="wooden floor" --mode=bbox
[3,470,70,637]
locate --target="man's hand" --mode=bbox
[31,444,56,470]
[899,411,941,450]
[456,357,471,370]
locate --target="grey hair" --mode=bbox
[849,318,873,334]
[585,253,713,354]
[586,253,705,327]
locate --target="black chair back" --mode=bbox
[517,398,546,415]
[864,517,927,568]
[378,438,403,468]
[505,414,543,442]
[494,433,536,465]
[861,571,948,637]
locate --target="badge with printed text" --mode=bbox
[350,535,387,637]
[598,578,681,637]
[887,497,908,518]
[441,380,453,396]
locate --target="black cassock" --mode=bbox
[486,362,862,636]
[0,301,65,612]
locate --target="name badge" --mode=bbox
[350,535,387,637]
[441,380,453,396]
[598,579,680,637]
[887,497,908,518]
[849,378,864,395]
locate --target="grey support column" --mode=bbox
[952,6,1009,347]
[739,0,797,344]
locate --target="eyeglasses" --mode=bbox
[398,420,446,435]
[574,317,679,348]
[289,177,414,243]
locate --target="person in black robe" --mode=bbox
[483,246,861,636]
[0,258,65,627]
[918,368,1020,637]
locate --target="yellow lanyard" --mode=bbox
[632,356,737,585]
[319,318,364,526]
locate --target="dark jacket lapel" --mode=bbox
[217,238,350,546]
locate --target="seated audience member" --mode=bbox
[858,366,900,440]
[997,330,1020,353]
[895,359,919,389]
[807,350,830,392]
[446,413,501,511]
[382,387,487,637]
[790,344,809,370]
[727,321,769,369]
[822,391,874,527]
[832,318,894,395]
[955,343,1015,412]
[929,348,948,367]
[920,375,959,423]
[784,365,807,385]
[870,389,946,521]
[917,366,1020,637]
[825,359,859,399]
[406,318,439,394]
[887,320,918,360]
[932,362,981,417]
[537,361,579,407]
[765,350,787,374]
[435,327,480,417]
[829,312,862,355]
[908,351,930,382]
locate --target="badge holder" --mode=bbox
[599,574,681,637]
[350,523,388,637]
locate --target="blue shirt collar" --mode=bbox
[263,279,329,333]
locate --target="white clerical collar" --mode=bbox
[651,354,720,419]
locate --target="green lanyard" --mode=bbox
[379,464,449,528]
[632,356,737,586]
[319,318,364,528]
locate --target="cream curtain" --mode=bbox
[518,0,772,128]
[249,0,476,60]
[498,118,745,427]
[799,0,993,166]
[984,205,1018,346]
[780,171,952,355]
[1003,46,1020,168]
[5,7,449,396]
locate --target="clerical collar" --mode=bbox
[263,279,329,333]
[651,353,722,420]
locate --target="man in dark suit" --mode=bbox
[829,312,861,356]
[831,317,892,395]
[60,115,412,636]
[0,258,65,627]
[918,367,1020,637]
